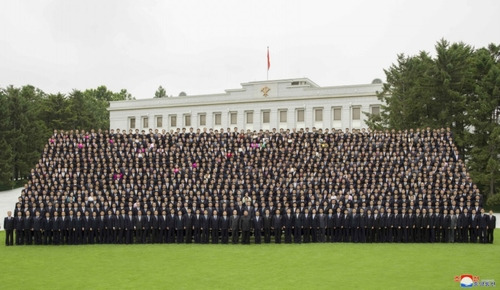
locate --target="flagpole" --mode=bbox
[267,46,270,80]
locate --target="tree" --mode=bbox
[154,86,167,98]
[371,40,500,198]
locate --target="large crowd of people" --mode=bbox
[4,126,496,246]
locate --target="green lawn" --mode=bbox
[0,231,498,290]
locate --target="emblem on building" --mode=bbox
[261,86,270,97]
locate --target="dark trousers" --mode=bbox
[318,228,326,242]
[487,229,494,243]
[24,229,32,245]
[254,229,262,244]
[284,228,292,243]
[43,230,53,245]
[293,227,301,243]
[34,230,42,245]
[326,228,334,242]
[264,228,271,243]
[221,229,228,244]
[211,229,218,244]
[194,228,201,243]
[311,228,318,243]
[231,230,239,244]
[273,229,281,244]
[176,229,184,243]
[5,229,14,246]
[185,228,193,244]
[303,228,311,243]
[15,229,24,245]
[242,230,250,244]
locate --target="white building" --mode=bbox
[108,78,383,132]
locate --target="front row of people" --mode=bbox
[4,207,496,246]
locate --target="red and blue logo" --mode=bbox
[454,274,495,288]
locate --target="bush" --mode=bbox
[485,194,500,212]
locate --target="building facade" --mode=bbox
[108,78,383,132]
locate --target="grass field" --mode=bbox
[0,231,498,290]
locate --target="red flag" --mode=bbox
[267,46,270,71]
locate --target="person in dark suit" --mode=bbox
[144,211,153,243]
[350,208,360,243]
[82,211,92,244]
[193,210,203,244]
[175,210,185,243]
[384,208,393,243]
[326,208,335,242]
[201,210,210,244]
[73,211,83,245]
[167,209,176,243]
[96,211,106,244]
[262,209,272,243]
[487,210,496,244]
[458,209,469,243]
[23,210,33,245]
[105,210,114,244]
[356,208,365,243]
[42,212,53,245]
[220,211,230,244]
[209,210,219,244]
[14,211,24,245]
[442,209,451,243]
[469,209,479,243]
[150,211,160,243]
[272,209,282,244]
[132,211,145,244]
[283,209,293,244]
[302,209,311,243]
[293,209,303,244]
[334,208,343,242]
[230,210,240,244]
[252,211,263,244]
[32,211,43,245]
[393,209,401,243]
[478,209,488,244]
[239,210,251,244]
[4,211,14,246]
[317,208,327,243]
[53,211,63,245]
[183,209,193,244]
[158,210,167,243]
[116,210,126,244]
[124,211,134,244]
[342,209,351,242]
[65,211,74,245]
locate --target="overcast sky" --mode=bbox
[1,0,498,99]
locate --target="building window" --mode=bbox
[214,113,221,125]
[230,112,237,125]
[199,114,206,126]
[279,110,287,123]
[184,115,191,127]
[142,117,149,128]
[262,111,270,123]
[371,106,381,116]
[129,117,136,129]
[156,116,163,128]
[333,107,342,121]
[352,107,361,120]
[170,115,177,127]
[314,108,323,122]
[246,111,254,124]
[297,109,305,122]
